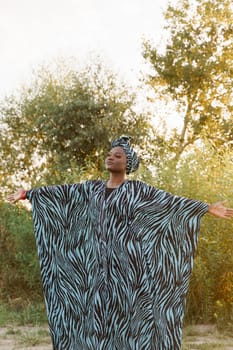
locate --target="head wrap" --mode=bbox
[111,136,140,174]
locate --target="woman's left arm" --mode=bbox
[208,201,233,219]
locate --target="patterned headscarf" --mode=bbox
[111,136,140,174]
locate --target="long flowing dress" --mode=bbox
[27,179,208,350]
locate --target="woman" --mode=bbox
[8,136,233,350]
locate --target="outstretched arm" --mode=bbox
[7,189,27,203]
[208,201,233,219]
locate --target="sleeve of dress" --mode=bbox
[25,181,93,251]
[134,181,208,247]
[136,181,208,217]
[26,182,91,205]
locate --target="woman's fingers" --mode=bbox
[7,189,26,203]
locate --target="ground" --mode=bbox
[0,324,232,350]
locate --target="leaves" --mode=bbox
[0,59,151,187]
[142,0,233,163]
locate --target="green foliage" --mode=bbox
[143,0,233,162]
[0,202,43,301]
[0,58,151,188]
[0,302,47,326]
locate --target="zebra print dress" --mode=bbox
[27,180,208,350]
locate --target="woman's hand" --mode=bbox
[208,201,233,219]
[7,189,27,203]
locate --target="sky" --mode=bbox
[0,0,170,98]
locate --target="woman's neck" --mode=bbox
[106,173,127,188]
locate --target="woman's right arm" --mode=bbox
[7,189,27,203]
[7,181,97,205]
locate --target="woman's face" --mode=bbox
[105,146,127,174]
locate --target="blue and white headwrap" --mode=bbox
[111,136,140,174]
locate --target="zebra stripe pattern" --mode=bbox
[27,180,208,350]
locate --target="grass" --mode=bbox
[182,324,233,349]
[1,326,51,348]
[182,344,228,350]
[183,324,216,337]
[5,327,21,336]
[0,301,47,326]
[18,328,51,346]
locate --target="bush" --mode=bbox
[153,146,233,325]
[0,203,43,301]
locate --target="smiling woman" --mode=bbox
[7,136,233,350]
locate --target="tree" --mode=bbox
[143,0,233,163]
[0,58,151,189]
